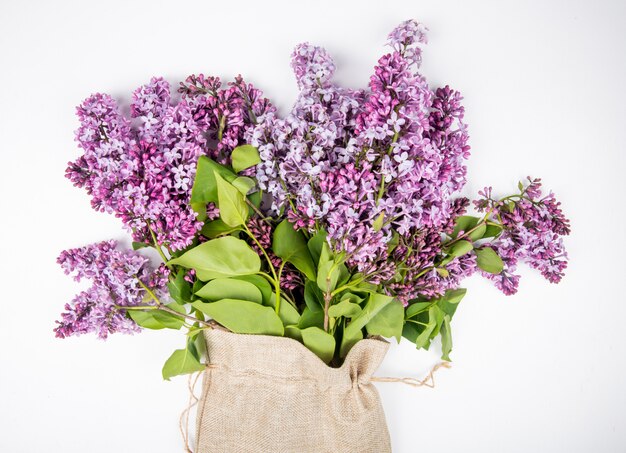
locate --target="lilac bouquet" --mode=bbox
[57,20,569,375]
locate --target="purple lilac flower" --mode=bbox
[67,75,273,251]
[250,23,472,298]
[55,241,166,339]
[179,75,275,166]
[387,19,428,67]
[291,43,336,89]
[66,81,204,251]
[475,177,571,294]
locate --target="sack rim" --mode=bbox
[204,327,389,372]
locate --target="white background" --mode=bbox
[1,1,624,452]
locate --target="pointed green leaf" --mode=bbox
[483,223,503,238]
[468,223,487,241]
[304,280,324,313]
[195,278,262,303]
[191,299,284,335]
[405,301,433,319]
[298,306,324,329]
[169,236,261,281]
[167,270,192,305]
[272,220,316,280]
[328,300,362,318]
[215,172,248,227]
[200,218,242,239]
[266,293,300,326]
[448,240,473,257]
[365,299,404,342]
[475,247,504,274]
[440,315,453,361]
[162,346,205,381]
[307,230,327,265]
[128,308,184,330]
[451,216,480,239]
[232,176,256,195]
[190,156,237,205]
[373,212,385,232]
[233,274,273,305]
[342,292,394,355]
[301,327,336,364]
[231,145,260,173]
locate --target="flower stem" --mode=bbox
[243,224,281,314]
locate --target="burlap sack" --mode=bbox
[195,329,391,453]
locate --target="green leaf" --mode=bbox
[191,299,284,336]
[169,236,261,281]
[298,306,324,329]
[438,288,466,318]
[200,219,242,239]
[342,292,394,354]
[284,325,303,342]
[448,240,474,257]
[366,299,404,342]
[468,223,487,241]
[328,300,362,318]
[215,172,248,227]
[416,306,446,350]
[402,322,420,343]
[266,293,300,326]
[340,324,363,358]
[405,301,433,319]
[304,280,324,313]
[340,291,365,305]
[373,212,385,232]
[307,230,327,265]
[162,346,205,381]
[132,241,150,250]
[190,156,237,205]
[192,329,207,361]
[232,176,256,195]
[451,216,480,239]
[128,308,184,330]
[300,327,336,364]
[317,258,340,293]
[231,145,260,173]
[195,278,263,304]
[483,223,503,238]
[440,315,453,361]
[436,267,449,278]
[475,247,504,274]
[168,270,192,305]
[233,274,273,305]
[272,220,316,280]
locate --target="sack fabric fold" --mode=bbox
[195,329,391,453]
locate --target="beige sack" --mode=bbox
[195,329,391,453]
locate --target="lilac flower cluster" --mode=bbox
[55,241,167,339]
[475,178,571,295]
[249,20,471,297]
[67,79,204,251]
[179,74,275,167]
[67,75,274,252]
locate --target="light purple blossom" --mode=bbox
[475,177,571,294]
[55,241,167,339]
